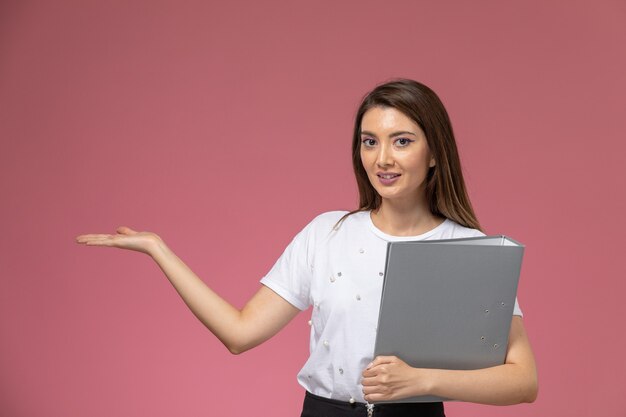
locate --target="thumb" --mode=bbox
[116,226,136,235]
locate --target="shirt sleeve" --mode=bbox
[462,226,524,317]
[513,297,523,317]
[259,218,317,311]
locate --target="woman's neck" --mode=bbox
[371,199,444,237]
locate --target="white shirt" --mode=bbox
[260,210,522,403]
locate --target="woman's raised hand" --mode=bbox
[75,226,162,256]
[76,225,302,355]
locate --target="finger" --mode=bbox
[364,392,388,402]
[363,364,389,377]
[367,356,396,369]
[76,234,107,240]
[76,234,112,243]
[361,376,378,386]
[363,364,388,377]
[85,238,116,246]
[78,235,121,246]
[362,367,377,378]
[362,379,387,392]
[87,235,114,242]
[362,384,382,395]
[366,364,388,376]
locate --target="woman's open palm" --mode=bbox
[75,226,161,255]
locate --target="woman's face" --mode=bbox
[359,106,435,205]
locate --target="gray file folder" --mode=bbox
[373,235,524,403]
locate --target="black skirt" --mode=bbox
[300,391,445,417]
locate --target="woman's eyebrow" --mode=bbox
[361,130,418,137]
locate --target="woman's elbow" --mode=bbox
[225,342,248,355]
[226,344,240,355]
[225,338,256,355]
[521,374,539,403]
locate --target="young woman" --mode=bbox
[76,79,538,417]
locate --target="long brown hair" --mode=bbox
[335,79,481,231]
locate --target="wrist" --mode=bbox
[411,367,437,397]
[425,368,453,399]
[148,236,169,259]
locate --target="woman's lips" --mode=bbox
[377,173,400,185]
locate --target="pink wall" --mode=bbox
[1,1,625,416]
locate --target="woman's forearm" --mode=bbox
[416,316,538,405]
[422,362,538,405]
[76,228,299,354]
[147,238,300,354]
[148,239,245,352]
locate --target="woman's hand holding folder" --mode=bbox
[361,316,538,405]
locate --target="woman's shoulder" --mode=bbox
[312,210,350,222]
[306,210,351,230]
[302,210,367,234]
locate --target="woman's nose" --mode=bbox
[376,144,394,167]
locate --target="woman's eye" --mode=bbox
[361,138,376,147]
[395,138,413,147]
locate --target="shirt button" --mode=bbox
[359,248,365,253]
[339,368,344,374]
[337,272,342,277]
[307,320,312,326]
[356,294,361,301]
[349,397,355,404]
[379,272,384,276]
[323,340,329,347]
[330,275,336,283]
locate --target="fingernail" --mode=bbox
[367,362,373,369]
